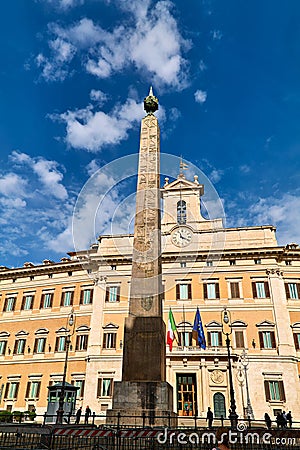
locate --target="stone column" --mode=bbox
[267,269,296,356]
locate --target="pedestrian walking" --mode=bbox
[264,412,272,429]
[282,411,287,428]
[206,407,214,428]
[286,411,292,428]
[75,406,82,424]
[85,405,91,424]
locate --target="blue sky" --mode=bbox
[1,0,300,268]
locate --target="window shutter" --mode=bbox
[264,381,270,401]
[55,337,59,352]
[50,293,53,307]
[90,289,94,304]
[2,341,7,355]
[203,284,208,299]
[294,334,300,350]
[215,283,220,299]
[26,382,30,398]
[33,339,38,353]
[264,282,270,298]
[112,333,116,348]
[259,332,264,349]
[218,331,222,346]
[21,296,26,310]
[235,331,244,348]
[103,334,107,349]
[13,340,18,354]
[188,284,192,299]
[97,378,102,397]
[270,331,276,348]
[40,294,44,309]
[4,383,9,399]
[297,284,300,299]
[70,291,74,305]
[278,381,286,402]
[252,282,257,298]
[15,383,19,399]
[176,284,180,300]
[84,335,88,350]
[36,382,41,398]
[75,335,79,351]
[207,332,211,346]
[60,293,64,307]
[3,298,7,311]
[285,283,290,299]
[117,286,120,302]
[105,289,109,302]
[81,380,85,397]
[80,290,84,304]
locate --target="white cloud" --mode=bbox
[211,29,223,40]
[239,164,251,174]
[90,89,108,105]
[228,193,300,246]
[209,168,223,183]
[194,89,207,104]
[10,151,68,200]
[36,1,190,88]
[57,96,144,151]
[44,0,85,10]
[0,173,27,197]
[199,59,207,71]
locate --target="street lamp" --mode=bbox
[56,309,76,424]
[239,349,254,420]
[221,308,238,428]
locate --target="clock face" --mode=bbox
[171,227,193,247]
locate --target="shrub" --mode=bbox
[0,410,13,423]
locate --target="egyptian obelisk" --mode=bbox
[106,88,176,426]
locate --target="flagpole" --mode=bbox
[183,304,186,347]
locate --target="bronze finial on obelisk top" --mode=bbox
[143,86,159,115]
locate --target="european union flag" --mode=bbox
[192,307,206,349]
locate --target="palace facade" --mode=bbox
[0,130,300,424]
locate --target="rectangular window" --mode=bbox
[259,331,276,349]
[75,335,88,351]
[4,297,16,312]
[97,378,113,397]
[293,333,300,350]
[230,282,240,299]
[208,331,222,347]
[176,283,192,300]
[176,374,197,417]
[61,291,74,307]
[4,382,19,399]
[206,261,213,267]
[235,331,245,348]
[40,293,53,309]
[26,381,41,399]
[264,380,285,402]
[179,331,192,347]
[21,295,34,310]
[105,286,120,303]
[285,283,300,300]
[254,259,261,265]
[33,337,46,353]
[203,283,220,299]
[0,340,7,355]
[13,339,26,355]
[103,333,116,349]
[71,380,85,397]
[252,282,270,299]
[80,289,93,305]
[55,336,66,352]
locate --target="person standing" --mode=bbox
[286,411,292,428]
[206,407,214,428]
[75,406,82,424]
[84,405,91,424]
[264,412,272,429]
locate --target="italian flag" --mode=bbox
[167,308,177,351]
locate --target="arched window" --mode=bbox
[177,200,186,224]
[213,392,226,418]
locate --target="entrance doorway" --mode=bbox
[176,374,197,416]
[213,392,226,418]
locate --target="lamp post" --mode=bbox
[56,309,76,424]
[239,349,254,420]
[221,308,238,428]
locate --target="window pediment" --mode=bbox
[256,320,275,328]
[35,328,49,335]
[76,325,90,333]
[102,322,119,330]
[15,330,29,337]
[205,320,222,328]
[0,331,10,338]
[231,320,247,328]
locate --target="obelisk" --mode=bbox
[106,88,176,426]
